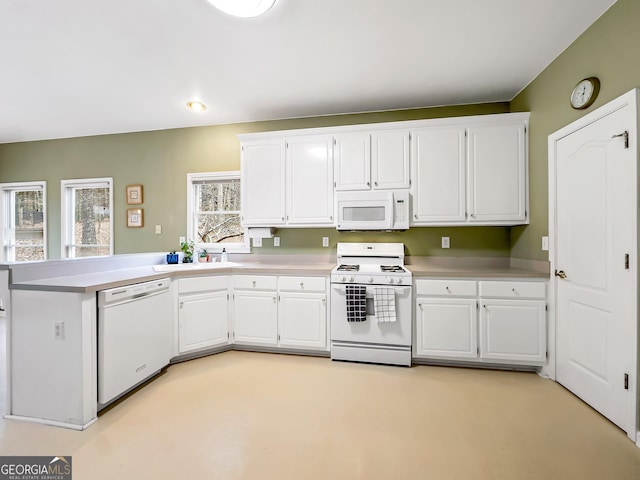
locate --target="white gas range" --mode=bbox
[330,243,413,367]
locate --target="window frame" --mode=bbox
[186,171,249,254]
[61,177,114,259]
[0,181,47,262]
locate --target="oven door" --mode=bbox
[330,284,412,346]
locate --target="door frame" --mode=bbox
[548,88,639,444]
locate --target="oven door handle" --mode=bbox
[331,285,411,294]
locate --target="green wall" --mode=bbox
[0,103,510,259]
[510,0,638,260]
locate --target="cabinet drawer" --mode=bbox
[233,275,277,291]
[278,276,326,293]
[479,281,545,299]
[178,276,228,294]
[415,279,477,297]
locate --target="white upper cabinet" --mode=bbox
[334,133,371,191]
[238,112,529,228]
[467,122,527,223]
[241,140,286,226]
[411,126,466,223]
[286,136,334,225]
[371,130,410,189]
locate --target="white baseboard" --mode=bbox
[4,414,97,431]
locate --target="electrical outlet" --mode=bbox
[155,225,162,235]
[322,237,329,247]
[54,321,65,340]
[542,236,549,251]
[273,236,280,247]
[441,237,450,249]
[253,237,262,247]
[179,236,185,244]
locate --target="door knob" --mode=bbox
[555,269,567,279]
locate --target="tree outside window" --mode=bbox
[0,182,47,262]
[188,172,248,253]
[62,178,113,258]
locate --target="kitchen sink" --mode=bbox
[153,262,242,272]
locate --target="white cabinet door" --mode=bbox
[241,140,286,226]
[278,292,327,350]
[286,136,334,225]
[415,298,478,359]
[371,130,410,189]
[467,122,526,223]
[178,291,229,354]
[334,133,371,191]
[479,299,546,363]
[233,291,278,346]
[411,127,466,223]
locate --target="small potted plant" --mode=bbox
[180,240,195,263]
[166,250,179,264]
[198,249,208,263]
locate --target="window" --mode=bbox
[187,172,248,253]
[61,178,113,258]
[0,182,47,262]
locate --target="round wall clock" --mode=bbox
[570,77,600,110]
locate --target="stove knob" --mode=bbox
[396,277,403,284]
[368,277,374,283]
[387,277,394,284]
[349,276,355,283]
[341,276,347,282]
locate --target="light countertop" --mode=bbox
[9,258,547,293]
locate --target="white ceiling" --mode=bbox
[0,0,617,144]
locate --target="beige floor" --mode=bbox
[1,349,640,479]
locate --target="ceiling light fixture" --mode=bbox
[206,0,276,18]
[186,101,207,112]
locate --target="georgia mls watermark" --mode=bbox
[0,456,72,480]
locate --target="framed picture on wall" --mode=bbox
[127,208,144,228]
[126,184,143,205]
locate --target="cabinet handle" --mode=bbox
[330,215,333,221]
[252,281,256,287]
[470,213,476,218]
[445,286,450,293]
[273,297,277,303]
[179,302,183,309]
[286,215,289,221]
[367,182,370,187]
[414,214,418,219]
[322,298,326,305]
[374,181,378,186]
[300,282,304,289]
[282,217,284,221]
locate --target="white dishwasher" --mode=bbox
[98,278,173,407]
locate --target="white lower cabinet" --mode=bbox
[177,276,230,354]
[478,280,546,364]
[414,278,546,366]
[278,276,327,351]
[416,298,477,359]
[232,275,329,351]
[232,276,279,346]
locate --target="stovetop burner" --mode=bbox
[336,264,359,272]
[380,265,406,273]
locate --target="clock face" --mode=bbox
[570,77,600,109]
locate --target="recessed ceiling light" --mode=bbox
[206,0,276,18]
[186,101,207,112]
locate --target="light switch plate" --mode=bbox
[273,236,280,247]
[155,225,162,235]
[542,236,549,251]
[322,237,329,247]
[253,237,262,247]
[441,237,450,249]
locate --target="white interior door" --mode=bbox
[552,92,637,440]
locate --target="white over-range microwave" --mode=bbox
[335,190,409,231]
